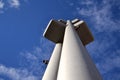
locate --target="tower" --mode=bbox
[42,19,102,80]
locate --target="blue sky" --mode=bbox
[0,0,120,80]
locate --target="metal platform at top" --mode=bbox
[43,19,94,45]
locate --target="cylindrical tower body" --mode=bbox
[42,43,62,80]
[57,21,102,80]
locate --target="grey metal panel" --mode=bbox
[74,21,94,45]
[43,20,66,43]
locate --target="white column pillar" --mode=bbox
[57,21,102,80]
[42,43,62,80]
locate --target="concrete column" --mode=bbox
[57,21,102,80]
[42,43,62,80]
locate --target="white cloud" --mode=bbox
[96,50,120,74]
[86,31,120,75]
[18,37,54,79]
[0,0,26,13]
[0,78,4,80]
[80,0,93,5]
[8,0,20,8]
[0,64,38,80]
[0,0,4,9]
[0,37,54,80]
[0,45,46,80]
[0,0,4,13]
[76,0,120,32]
[22,52,38,60]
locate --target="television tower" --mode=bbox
[42,19,102,80]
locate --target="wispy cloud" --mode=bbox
[0,0,4,13]
[76,0,120,32]
[8,0,20,8]
[96,50,120,74]
[0,0,28,13]
[86,31,120,80]
[19,37,54,79]
[0,36,54,80]
[95,49,120,80]
[0,78,4,80]
[0,64,38,80]
[0,0,4,9]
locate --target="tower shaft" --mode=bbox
[57,21,102,80]
[42,43,62,80]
